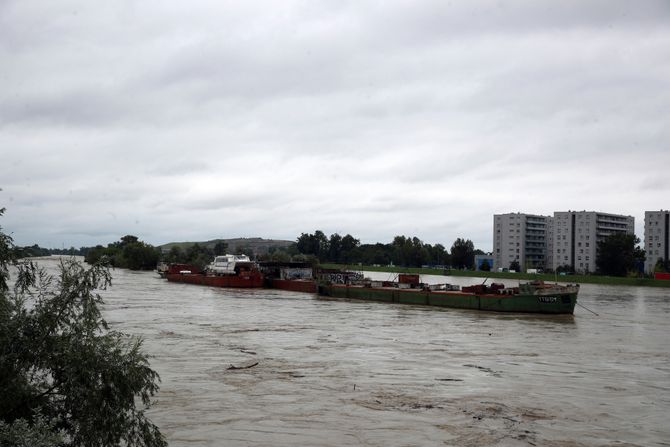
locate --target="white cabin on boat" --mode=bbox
[207,254,253,275]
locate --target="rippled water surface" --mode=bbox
[38,259,670,446]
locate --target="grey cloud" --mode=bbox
[1,1,668,250]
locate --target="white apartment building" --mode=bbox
[552,211,634,273]
[493,213,551,272]
[644,210,669,273]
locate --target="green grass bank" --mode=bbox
[320,263,670,288]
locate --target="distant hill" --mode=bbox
[158,237,295,256]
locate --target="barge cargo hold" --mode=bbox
[318,276,579,314]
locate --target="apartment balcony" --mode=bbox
[597,224,629,231]
[597,216,630,225]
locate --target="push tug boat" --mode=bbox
[318,273,579,314]
[165,254,264,288]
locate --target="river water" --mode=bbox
[34,259,670,446]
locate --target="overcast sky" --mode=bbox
[1,1,669,251]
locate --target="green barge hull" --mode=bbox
[318,283,578,314]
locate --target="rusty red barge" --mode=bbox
[163,256,318,292]
[165,255,264,288]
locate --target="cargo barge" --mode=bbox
[318,274,579,314]
[163,257,318,291]
[259,261,318,293]
[165,255,264,288]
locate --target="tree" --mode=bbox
[654,258,670,273]
[259,250,291,262]
[234,244,253,257]
[596,233,644,277]
[122,241,160,270]
[296,231,329,261]
[427,243,449,267]
[451,238,475,270]
[164,245,184,264]
[556,264,575,274]
[119,235,139,246]
[84,237,159,271]
[186,243,214,269]
[328,233,342,262]
[509,260,520,272]
[391,236,410,266]
[0,208,166,446]
[213,241,228,256]
[480,259,491,272]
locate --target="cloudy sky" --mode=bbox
[1,1,669,251]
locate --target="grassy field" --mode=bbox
[320,263,670,288]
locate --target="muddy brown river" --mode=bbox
[40,259,670,446]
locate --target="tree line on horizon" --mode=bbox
[292,230,481,270]
[18,231,482,271]
[17,230,662,277]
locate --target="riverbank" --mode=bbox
[320,263,670,288]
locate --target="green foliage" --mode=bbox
[0,213,166,446]
[258,245,297,262]
[213,241,228,256]
[480,259,491,271]
[0,415,63,447]
[84,236,159,271]
[259,250,291,262]
[392,236,428,267]
[184,243,214,269]
[235,247,250,257]
[450,238,475,270]
[163,246,184,264]
[509,260,520,272]
[0,208,12,292]
[296,231,330,261]
[596,233,644,277]
[122,241,160,270]
[15,244,91,258]
[157,243,219,269]
[556,264,575,274]
[654,258,670,273]
[295,230,450,267]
